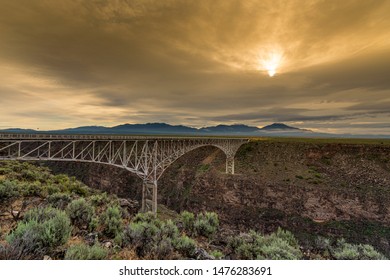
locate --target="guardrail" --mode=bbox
[0,133,249,141]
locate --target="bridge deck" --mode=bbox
[0,133,248,141]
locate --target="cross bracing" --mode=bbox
[0,134,248,214]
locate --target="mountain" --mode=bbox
[0,128,38,133]
[200,124,259,134]
[59,126,110,134]
[260,123,301,131]
[0,122,310,136]
[1,122,390,137]
[110,123,198,134]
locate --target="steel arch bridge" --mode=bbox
[0,134,248,214]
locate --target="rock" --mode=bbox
[104,241,113,248]
[194,248,214,260]
[118,198,131,207]
[43,255,52,260]
[85,232,99,245]
[11,210,19,216]
[118,198,139,209]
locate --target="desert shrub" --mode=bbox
[124,222,159,245]
[0,180,19,201]
[194,212,219,238]
[66,198,95,229]
[150,238,174,259]
[24,206,61,222]
[89,216,99,232]
[47,193,72,209]
[256,234,301,260]
[123,215,180,258]
[123,221,159,257]
[1,162,50,183]
[161,219,179,239]
[123,222,147,246]
[40,211,72,247]
[101,206,122,238]
[89,192,109,206]
[228,235,244,251]
[133,212,156,223]
[358,244,386,260]
[6,207,71,259]
[231,228,302,260]
[314,236,331,251]
[173,235,196,257]
[45,184,61,195]
[21,207,71,247]
[53,175,89,196]
[210,250,224,260]
[180,211,195,234]
[19,181,43,197]
[66,181,89,196]
[65,243,107,260]
[0,244,10,260]
[6,220,48,259]
[332,239,386,260]
[273,227,300,248]
[20,169,41,182]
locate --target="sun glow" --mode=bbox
[259,50,283,77]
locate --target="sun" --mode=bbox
[259,50,283,77]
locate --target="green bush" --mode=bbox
[150,238,173,259]
[89,216,99,232]
[47,193,72,210]
[123,215,180,258]
[133,212,156,224]
[53,174,89,196]
[0,180,19,201]
[6,220,45,259]
[66,181,89,196]
[66,198,95,229]
[101,206,122,238]
[332,239,386,260]
[173,235,196,257]
[210,250,224,260]
[45,184,61,195]
[90,193,109,206]
[314,236,331,252]
[256,234,301,260]
[231,228,302,260]
[19,181,43,197]
[6,207,71,259]
[194,212,219,237]
[180,211,195,234]
[24,206,62,222]
[65,243,107,260]
[161,219,179,239]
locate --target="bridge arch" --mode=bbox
[0,134,248,214]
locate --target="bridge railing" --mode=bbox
[0,133,249,141]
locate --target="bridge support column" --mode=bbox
[226,156,235,174]
[141,179,158,215]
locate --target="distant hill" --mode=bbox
[0,128,37,134]
[111,123,198,134]
[260,123,301,131]
[200,124,259,134]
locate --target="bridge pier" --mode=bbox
[141,179,158,214]
[226,156,235,174]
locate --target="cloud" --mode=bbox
[0,0,389,134]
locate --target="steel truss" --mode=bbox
[0,134,248,214]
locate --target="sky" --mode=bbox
[0,0,390,134]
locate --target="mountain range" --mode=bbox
[1,122,389,138]
[0,122,313,136]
